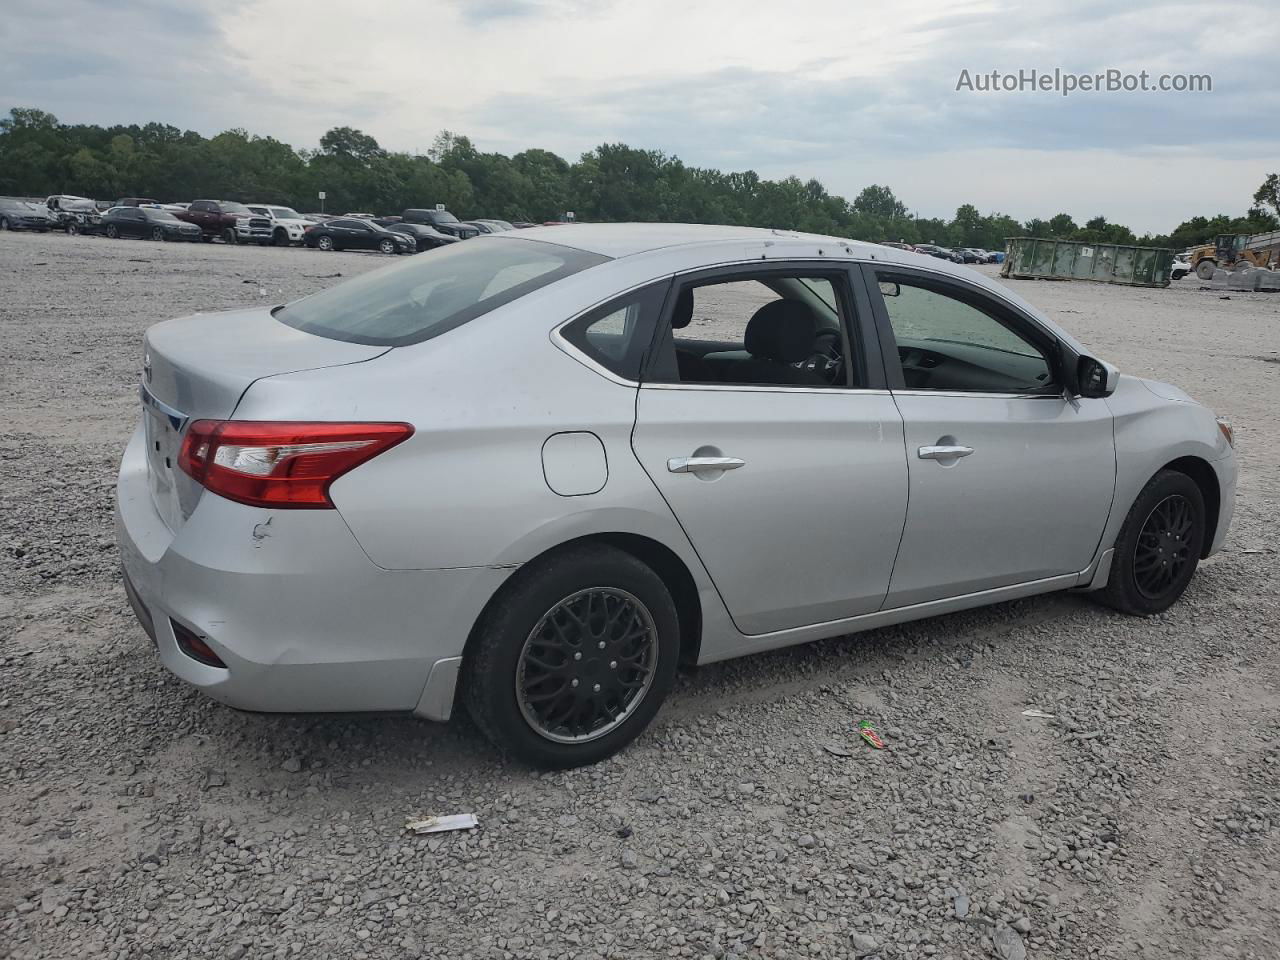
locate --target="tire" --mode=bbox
[316,235,334,251]
[105,224,119,239]
[378,238,396,254]
[1195,260,1216,281]
[221,227,237,245]
[1171,269,1187,281]
[0,217,10,230]
[273,229,290,247]
[463,544,680,768]
[151,226,165,242]
[67,221,81,236]
[1098,469,1206,616]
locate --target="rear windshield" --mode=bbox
[275,237,608,346]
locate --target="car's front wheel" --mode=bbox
[151,226,165,242]
[378,238,396,254]
[463,545,680,768]
[105,224,119,239]
[1099,469,1206,616]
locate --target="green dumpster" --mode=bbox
[1000,237,1174,288]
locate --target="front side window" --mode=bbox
[877,275,1054,393]
[651,273,857,388]
[276,237,608,346]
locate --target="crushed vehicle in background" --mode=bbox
[45,195,103,234]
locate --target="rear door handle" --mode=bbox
[918,445,974,460]
[667,456,745,474]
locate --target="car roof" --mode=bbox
[489,222,1083,353]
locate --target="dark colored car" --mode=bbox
[0,199,54,231]
[914,243,963,263]
[385,222,461,252]
[475,218,515,232]
[400,208,479,239]
[101,206,203,241]
[303,217,415,254]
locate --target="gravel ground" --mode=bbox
[1,231,1278,960]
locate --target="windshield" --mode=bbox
[271,207,301,219]
[221,202,252,215]
[275,237,608,347]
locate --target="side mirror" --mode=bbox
[878,280,901,297]
[1076,355,1119,398]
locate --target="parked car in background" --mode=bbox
[116,223,1236,768]
[46,195,102,234]
[476,219,515,232]
[246,204,314,246]
[0,198,54,231]
[1170,256,1192,281]
[117,197,159,208]
[174,200,272,244]
[954,248,982,264]
[400,208,479,239]
[511,221,537,229]
[303,217,415,254]
[385,221,461,252]
[913,243,961,263]
[460,220,495,235]
[879,241,915,252]
[101,206,202,241]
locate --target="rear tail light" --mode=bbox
[178,420,413,508]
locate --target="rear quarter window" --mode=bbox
[275,237,609,347]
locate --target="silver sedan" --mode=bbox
[116,224,1236,767]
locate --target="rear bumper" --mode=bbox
[115,422,509,718]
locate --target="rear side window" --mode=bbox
[560,282,670,381]
[276,238,609,347]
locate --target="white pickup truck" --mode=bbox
[245,204,314,246]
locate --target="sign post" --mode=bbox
[318,191,326,214]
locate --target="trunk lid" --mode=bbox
[140,307,389,529]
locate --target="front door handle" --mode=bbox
[918,445,974,461]
[667,456,745,474]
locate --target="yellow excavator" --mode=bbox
[1189,230,1280,280]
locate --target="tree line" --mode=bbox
[2,106,1277,252]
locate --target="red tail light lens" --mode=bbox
[178,421,413,508]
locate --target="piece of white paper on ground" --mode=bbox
[404,814,478,834]
[1021,709,1055,719]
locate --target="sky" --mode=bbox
[2,0,1276,233]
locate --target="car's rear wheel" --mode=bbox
[316,235,334,251]
[378,238,396,254]
[463,544,680,768]
[105,224,119,239]
[1195,260,1216,281]
[151,226,165,242]
[273,228,290,247]
[1099,470,1205,616]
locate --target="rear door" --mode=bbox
[122,208,146,238]
[631,263,908,636]
[864,265,1115,607]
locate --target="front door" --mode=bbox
[632,265,908,635]
[866,267,1115,608]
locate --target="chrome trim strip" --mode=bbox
[641,383,892,396]
[139,382,189,432]
[890,390,1064,400]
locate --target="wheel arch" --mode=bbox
[461,532,704,670]
[1160,455,1220,557]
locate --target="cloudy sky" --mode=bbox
[3,0,1276,232]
